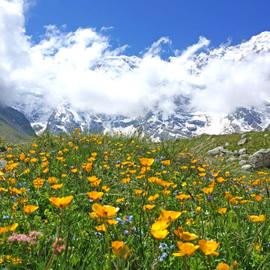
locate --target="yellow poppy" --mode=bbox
[49,196,74,208]
[174,227,198,241]
[199,239,219,256]
[248,214,266,223]
[217,262,230,270]
[173,242,199,256]
[90,203,119,219]
[111,241,129,259]
[159,210,182,222]
[139,158,154,167]
[87,191,104,201]
[23,205,39,214]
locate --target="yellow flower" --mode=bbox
[116,197,125,203]
[95,224,107,232]
[0,223,18,234]
[70,168,78,173]
[217,207,227,215]
[161,160,171,166]
[49,196,74,208]
[134,189,144,195]
[174,227,198,241]
[159,210,182,222]
[90,203,119,219]
[173,242,199,256]
[111,241,129,259]
[199,240,219,256]
[176,193,191,200]
[33,178,45,189]
[248,214,266,223]
[87,191,104,201]
[143,204,155,211]
[51,184,63,190]
[151,229,169,240]
[139,158,154,167]
[23,205,39,214]
[102,185,110,192]
[121,177,131,184]
[151,220,170,240]
[217,262,230,270]
[147,194,160,201]
[48,177,58,184]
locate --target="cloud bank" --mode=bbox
[1,0,270,117]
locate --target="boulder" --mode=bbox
[238,137,247,146]
[239,160,247,166]
[207,146,233,156]
[239,154,249,160]
[241,164,253,171]
[227,157,237,163]
[238,148,247,155]
[248,149,270,169]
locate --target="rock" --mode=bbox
[207,146,233,156]
[241,164,253,171]
[239,160,247,166]
[248,149,270,169]
[241,133,247,139]
[227,157,237,163]
[224,142,230,147]
[0,160,7,169]
[238,137,247,146]
[238,148,247,155]
[239,154,249,160]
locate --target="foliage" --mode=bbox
[0,130,270,269]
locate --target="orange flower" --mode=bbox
[87,191,104,201]
[174,227,198,241]
[48,177,58,184]
[95,224,107,232]
[176,193,191,200]
[139,158,154,167]
[217,207,227,215]
[143,204,155,211]
[161,160,171,166]
[51,184,63,190]
[199,240,219,256]
[217,262,230,270]
[248,214,266,223]
[90,203,119,219]
[173,242,199,256]
[147,194,160,201]
[151,220,170,240]
[0,223,18,234]
[49,196,74,208]
[33,178,45,189]
[159,210,182,222]
[23,205,39,214]
[111,241,129,259]
[116,197,125,203]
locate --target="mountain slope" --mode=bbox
[0,104,35,143]
[13,31,270,140]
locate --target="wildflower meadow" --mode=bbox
[0,130,269,269]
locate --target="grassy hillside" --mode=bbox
[0,130,269,269]
[0,120,33,144]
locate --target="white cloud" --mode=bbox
[0,0,270,119]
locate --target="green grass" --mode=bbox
[0,130,270,269]
[0,120,33,144]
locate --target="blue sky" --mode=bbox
[26,0,270,54]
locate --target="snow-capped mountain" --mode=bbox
[14,32,270,140]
